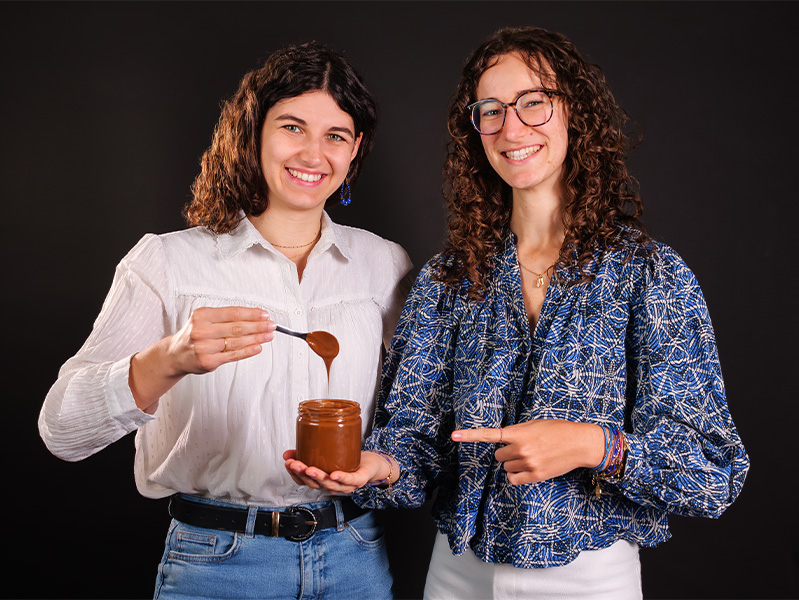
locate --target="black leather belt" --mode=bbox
[168,494,368,542]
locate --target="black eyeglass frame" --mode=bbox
[467,89,561,135]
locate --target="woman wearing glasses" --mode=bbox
[286,26,748,598]
[39,42,411,599]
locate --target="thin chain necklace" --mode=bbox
[270,229,321,249]
[517,258,555,288]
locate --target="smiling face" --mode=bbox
[259,90,361,213]
[475,53,569,201]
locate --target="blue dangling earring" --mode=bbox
[339,179,352,206]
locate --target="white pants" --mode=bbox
[423,532,642,600]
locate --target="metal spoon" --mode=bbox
[274,324,310,341]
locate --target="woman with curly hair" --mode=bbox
[39,41,411,599]
[286,27,748,598]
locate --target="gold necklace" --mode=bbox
[517,259,555,288]
[270,229,321,249]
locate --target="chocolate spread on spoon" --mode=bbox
[305,331,339,378]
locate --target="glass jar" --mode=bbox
[296,399,361,473]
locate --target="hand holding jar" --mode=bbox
[284,448,398,495]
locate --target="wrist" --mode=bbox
[366,451,396,492]
[129,339,186,411]
[583,423,607,469]
[160,335,193,378]
[588,426,629,497]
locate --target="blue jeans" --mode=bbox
[154,496,393,599]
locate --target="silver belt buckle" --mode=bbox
[286,506,318,541]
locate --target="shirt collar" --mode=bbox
[215,211,352,261]
[492,230,526,306]
[317,211,354,262]
[495,229,522,287]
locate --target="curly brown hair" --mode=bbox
[439,26,648,299]
[184,41,378,234]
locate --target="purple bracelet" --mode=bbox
[367,450,394,494]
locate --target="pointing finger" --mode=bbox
[452,428,504,444]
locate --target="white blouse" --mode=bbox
[39,212,413,506]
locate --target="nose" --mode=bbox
[298,137,323,167]
[501,108,529,140]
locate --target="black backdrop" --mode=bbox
[3,2,797,599]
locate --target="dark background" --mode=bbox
[3,1,797,598]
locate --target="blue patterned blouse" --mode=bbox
[353,228,749,568]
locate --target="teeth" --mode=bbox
[504,146,541,161]
[288,168,323,183]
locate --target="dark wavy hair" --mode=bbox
[184,41,378,233]
[439,26,648,299]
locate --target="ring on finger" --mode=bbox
[498,427,503,444]
[222,338,228,353]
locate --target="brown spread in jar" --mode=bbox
[296,399,361,473]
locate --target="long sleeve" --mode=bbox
[614,247,749,517]
[356,261,460,509]
[38,234,170,461]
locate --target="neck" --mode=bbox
[248,206,324,249]
[509,188,565,252]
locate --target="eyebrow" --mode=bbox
[274,113,355,138]
[480,88,545,102]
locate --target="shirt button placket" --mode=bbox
[290,305,310,406]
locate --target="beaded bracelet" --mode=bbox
[367,450,394,495]
[594,426,612,473]
[590,426,628,497]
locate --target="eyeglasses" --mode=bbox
[468,89,560,135]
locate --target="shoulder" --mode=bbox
[134,226,222,270]
[330,221,412,280]
[155,226,216,254]
[410,253,452,291]
[118,227,216,278]
[596,232,705,312]
[122,227,215,258]
[404,252,469,312]
[331,221,409,264]
[600,229,695,285]
[328,220,413,301]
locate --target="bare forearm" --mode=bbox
[129,337,184,413]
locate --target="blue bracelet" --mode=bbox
[591,425,611,472]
